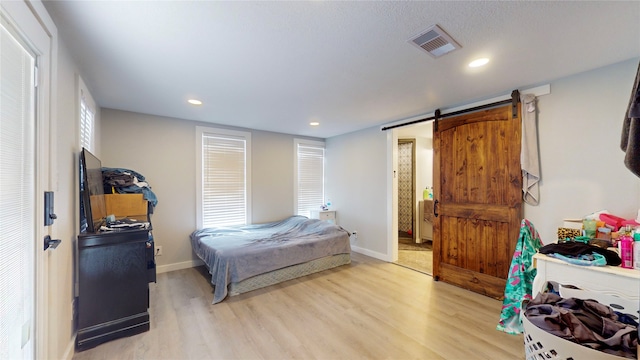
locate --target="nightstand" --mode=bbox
[310,210,336,225]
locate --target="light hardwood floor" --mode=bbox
[72,252,523,360]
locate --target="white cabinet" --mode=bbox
[310,210,336,225]
[419,200,433,242]
[532,253,639,302]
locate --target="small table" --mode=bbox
[310,210,336,225]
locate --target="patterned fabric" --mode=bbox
[496,219,543,334]
[398,142,413,232]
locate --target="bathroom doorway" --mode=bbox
[397,139,415,240]
[394,124,434,275]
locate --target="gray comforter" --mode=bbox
[190,216,351,303]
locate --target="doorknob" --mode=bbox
[44,235,62,251]
[433,199,439,218]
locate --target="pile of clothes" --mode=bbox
[539,242,621,267]
[102,167,158,209]
[525,292,638,358]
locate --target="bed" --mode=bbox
[190,215,351,303]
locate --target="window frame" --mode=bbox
[78,75,96,152]
[293,138,325,218]
[196,126,252,229]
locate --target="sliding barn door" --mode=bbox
[432,104,522,299]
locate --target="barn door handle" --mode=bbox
[433,199,439,218]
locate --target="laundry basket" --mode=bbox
[523,285,639,360]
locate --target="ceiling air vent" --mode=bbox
[408,24,461,58]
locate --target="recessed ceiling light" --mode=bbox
[468,58,489,68]
[310,122,320,126]
[188,99,202,105]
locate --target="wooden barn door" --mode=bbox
[432,103,522,299]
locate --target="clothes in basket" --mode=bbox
[525,292,638,358]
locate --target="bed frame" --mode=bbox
[228,253,351,297]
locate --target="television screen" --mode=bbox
[80,148,107,232]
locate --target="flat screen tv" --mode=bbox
[80,148,107,232]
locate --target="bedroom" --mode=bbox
[2,1,640,359]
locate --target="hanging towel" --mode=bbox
[621,60,640,178]
[496,219,543,335]
[520,94,540,205]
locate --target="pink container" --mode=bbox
[619,235,634,269]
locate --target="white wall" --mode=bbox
[524,58,640,243]
[325,126,389,257]
[48,29,100,360]
[100,109,321,271]
[326,58,640,260]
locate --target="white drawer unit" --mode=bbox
[532,253,640,302]
[310,210,336,225]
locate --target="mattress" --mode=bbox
[190,216,351,303]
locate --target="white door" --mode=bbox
[1,2,53,358]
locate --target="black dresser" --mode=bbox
[76,228,156,351]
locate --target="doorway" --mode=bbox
[0,3,54,357]
[393,125,434,275]
[397,139,415,239]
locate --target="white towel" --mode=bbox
[521,94,540,205]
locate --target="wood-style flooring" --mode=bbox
[72,252,523,360]
[396,235,433,275]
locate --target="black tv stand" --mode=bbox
[76,227,156,351]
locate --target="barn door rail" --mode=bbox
[381,89,520,132]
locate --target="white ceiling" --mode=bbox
[43,1,640,139]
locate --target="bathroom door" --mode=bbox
[432,104,522,299]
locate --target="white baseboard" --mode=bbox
[351,245,390,262]
[156,259,204,274]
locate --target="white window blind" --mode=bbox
[0,20,36,360]
[78,77,95,151]
[197,127,251,228]
[295,139,325,218]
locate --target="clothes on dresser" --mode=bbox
[102,167,158,207]
[538,242,621,266]
[102,170,135,187]
[549,252,607,267]
[525,292,638,358]
[496,219,543,334]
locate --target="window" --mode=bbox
[78,76,96,151]
[294,139,325,218]
[196,127,251,228]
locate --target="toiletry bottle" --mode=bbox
[619,235,633,269]
[633,232,640,270]
[423,187,429,200]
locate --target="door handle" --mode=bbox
[433,199,439,218]
[44,235,62,251]
[44,191,57,226]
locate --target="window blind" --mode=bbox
[78,78,96,151]
[201,132,248,227]
[296,141,325,218]
[0,21,36,360]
